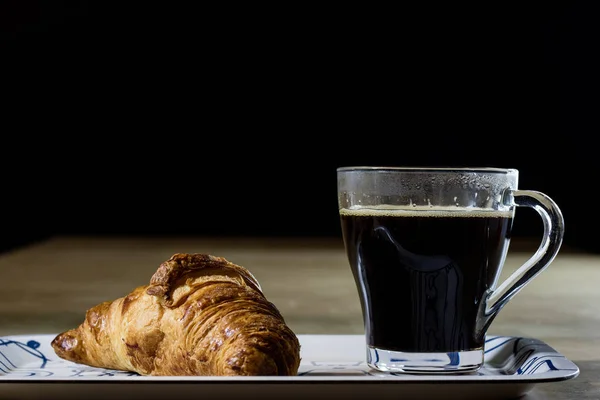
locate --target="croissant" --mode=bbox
[51,253,301,376]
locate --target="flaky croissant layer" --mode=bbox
[51,253,301,376]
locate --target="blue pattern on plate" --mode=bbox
[0,339,48,372]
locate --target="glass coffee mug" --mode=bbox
[337,167,564,374]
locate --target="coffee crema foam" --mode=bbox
[339,205,513,218]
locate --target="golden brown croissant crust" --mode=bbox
[51,253,301,376]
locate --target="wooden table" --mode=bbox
[1,236,598,399]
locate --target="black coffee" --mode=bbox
[340,207,513,353]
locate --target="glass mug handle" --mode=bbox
[477,189,565,338]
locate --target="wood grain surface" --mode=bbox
[0,236,598,398]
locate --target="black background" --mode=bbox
[1,2,598,253]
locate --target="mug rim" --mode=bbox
[337,166,518,174]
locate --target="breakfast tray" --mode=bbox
[0,333,579,399]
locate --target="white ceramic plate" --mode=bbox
[0,334,579,399]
